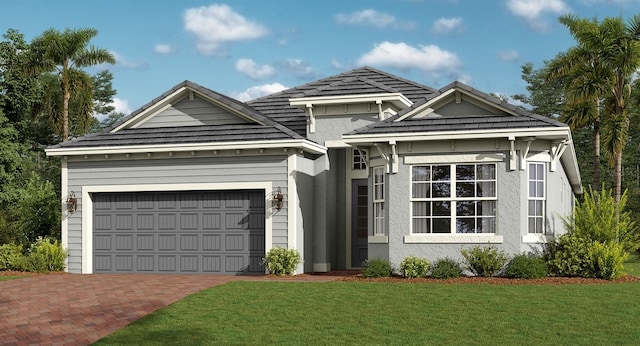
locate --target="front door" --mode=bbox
[351,179,368,267]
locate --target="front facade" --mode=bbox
[47,67,581,274]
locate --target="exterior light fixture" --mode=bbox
[66,192,77,214]
[273,187,284,211]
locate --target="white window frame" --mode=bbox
[372,166,385,236]
[352,149,368,170]
[409,163,497,235]
[528,162,546,234]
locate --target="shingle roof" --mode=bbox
[346,81,567,136]
[50,81,303,149]
[49,124,299,148]
[247,66,438,136]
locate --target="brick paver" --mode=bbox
[0,273,341,345]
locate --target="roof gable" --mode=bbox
[109,81,274,133]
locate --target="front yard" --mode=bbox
[95,279,640,345]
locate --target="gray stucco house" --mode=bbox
[46,67,581,274]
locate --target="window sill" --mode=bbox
[368,235,389,243]
[404,234,503,244]
[522,234,552,243]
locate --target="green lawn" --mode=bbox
[95,280,640,345]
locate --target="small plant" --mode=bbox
[461,245,507,277]
[0,243,24,271]
[400,256,430,278]
[362,258,392,278]
[262,247,301,276]
[504,253,548,279]
[430,258,463,279]
[586,241,628,280]
[22,237,67,272]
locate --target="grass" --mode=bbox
[95,280,640,345]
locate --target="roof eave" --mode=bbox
[45,139,327,157]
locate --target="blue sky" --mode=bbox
[2,0,639,115]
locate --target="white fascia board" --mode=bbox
[343,127,571,143]
[111,87,188,132]
[46,139,327,157]
[289,93,413,108]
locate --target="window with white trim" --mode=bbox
[373,166,385,235]
[353,149,368,170]
[528,162,546,234]
[411,164,497,234]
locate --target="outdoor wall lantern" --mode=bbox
[273,187,284,211]
[66,192,77,214]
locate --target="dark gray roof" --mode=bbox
[50,124,300,149]
[247,66,438,136]
[347,81,567,136]
[50,81,303,149]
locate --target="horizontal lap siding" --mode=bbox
[138,97,249,128]
[65,156,289,273]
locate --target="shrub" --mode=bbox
[586,241,628,280]
[262,247,301,276]
[23,237,67,272]
[0,243,24,271]
[430,258,463,279]
[460,245,508,277]
[362,258,392,278]
[399,256,430,278]
[504,254,548,279]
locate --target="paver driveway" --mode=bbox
[0,274,239,345]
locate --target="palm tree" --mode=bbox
[550,14,640,202]
[31,28,115,142]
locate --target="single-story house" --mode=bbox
[46,66,581,274]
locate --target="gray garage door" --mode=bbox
[93,190,265,274]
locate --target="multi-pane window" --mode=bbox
[373,167,385,235]
[528,162,546,234]
[411,164,497,234]
[353,149,368,170]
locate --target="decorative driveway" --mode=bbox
[0,273,336,345]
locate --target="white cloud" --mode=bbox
[184,4,268,55]
[112,97,132,114]
[335,9,396,28]
[432,17,463,35]
[108,51,148,69]
[234,83,288,102]
[357,41,461,75]
[497,49,521,62]
[506,0,570,31]
[278,59,316,79]
[154,44,175,54]
[235,58,275,80]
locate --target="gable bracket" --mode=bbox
[376,100,384,121]
[306,104,315,133]
[519,137,535,171]
[509,136,516,171]
[550,140,568,172]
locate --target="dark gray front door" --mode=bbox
[93,190,265,275]
[351,179,368,267]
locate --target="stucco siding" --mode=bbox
[65,155,288,273]
[310,114,378,145]
[296,155,316,273]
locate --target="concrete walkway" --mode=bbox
[0,273,340,345]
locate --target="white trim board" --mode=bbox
[80,182,273,274]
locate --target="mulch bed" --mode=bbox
[336,274,640,285]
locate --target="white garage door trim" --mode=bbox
[81,182,273,274]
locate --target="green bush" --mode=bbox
[430,258,463,279]
[399,256,430,278]
[461,245,508,277]
[23,237,67,272]
[586,241,628,280]
[504,253,548,279]
[0,243,24,271]
[262,247,301,276]
[362,258,392,278]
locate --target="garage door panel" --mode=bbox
[94,190,265,274]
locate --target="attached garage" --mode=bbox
[92,190,265,274]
